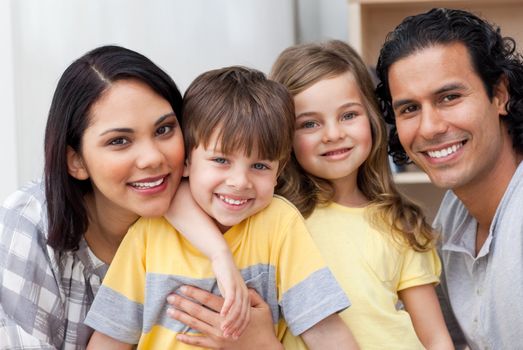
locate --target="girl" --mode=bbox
[270,40,453,349]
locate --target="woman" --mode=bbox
[0,45,185,349]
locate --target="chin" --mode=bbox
[140,203,171,218]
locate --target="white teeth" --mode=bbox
[427,143,462,159]
[219,195,248,206]
[131,177,164,189]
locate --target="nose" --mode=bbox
[322,120,345,143]
[417,105,448,140]
[135,140,164,170]
[225,165,252,190]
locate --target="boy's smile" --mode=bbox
[185,131,279,233]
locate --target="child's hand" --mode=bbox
[211,249,250,339]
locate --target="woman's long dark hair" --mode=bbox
[44,45,183,251]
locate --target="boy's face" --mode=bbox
[388,42,509,193]
[185,131,279,233]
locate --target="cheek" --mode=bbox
[293,134,314,163]
[84,151,129,184]
[395,118,417,149]
[167,137,186,168]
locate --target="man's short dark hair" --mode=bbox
[376,8,523,164]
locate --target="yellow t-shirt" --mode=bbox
[283,202,441,350]
[84,196,349,350]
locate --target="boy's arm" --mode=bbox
[164,180,249,337]
[399,284,454,349]
[87,331,133,350]
[300,314,359,350]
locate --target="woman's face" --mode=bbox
[67,79,185,221]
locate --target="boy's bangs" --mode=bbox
[211,110,287,161]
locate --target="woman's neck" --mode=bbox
[83,193,139,264]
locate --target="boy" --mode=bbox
[84,66,356,349]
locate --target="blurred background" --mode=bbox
[2,0,521,219]
[0,0,349,202]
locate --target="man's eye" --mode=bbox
[442,94,460,102]
[402,105,418,114]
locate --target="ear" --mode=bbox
[67,146,89,180]
[494,75,510,116]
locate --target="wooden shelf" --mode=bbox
[347,0,523,66]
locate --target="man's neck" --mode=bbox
[454,149,521,251]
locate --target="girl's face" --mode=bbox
[292,71,372,191]
[67,79,185,221]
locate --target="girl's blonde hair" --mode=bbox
[270,40,434,251]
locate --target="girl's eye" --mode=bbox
[156,125,173,136]
[252,163,269,170]
[108,137,129,146]
[300,121,318,129]
[341,112,357,120]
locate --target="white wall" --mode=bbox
[3,0,296,202]
[296,0,348,43]
[0,0,18,202]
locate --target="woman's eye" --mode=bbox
[156,125,173,136]
[108,138,129,146]
[252,163,269,170]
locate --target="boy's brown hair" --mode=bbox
[182,66,295,169]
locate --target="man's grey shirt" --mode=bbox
[434,162,523,350]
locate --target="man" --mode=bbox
[375,8,523,349]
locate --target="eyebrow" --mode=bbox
[296,102,363,119]
[99,112,176,136]
[392,83,466,110]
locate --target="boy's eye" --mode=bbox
[252,163,269,170]
[156,125,173,136]
[212,157,228,164]
[108,137,129,146]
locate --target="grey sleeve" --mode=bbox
[280,268,350,336]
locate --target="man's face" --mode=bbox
[388,42,509,193]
